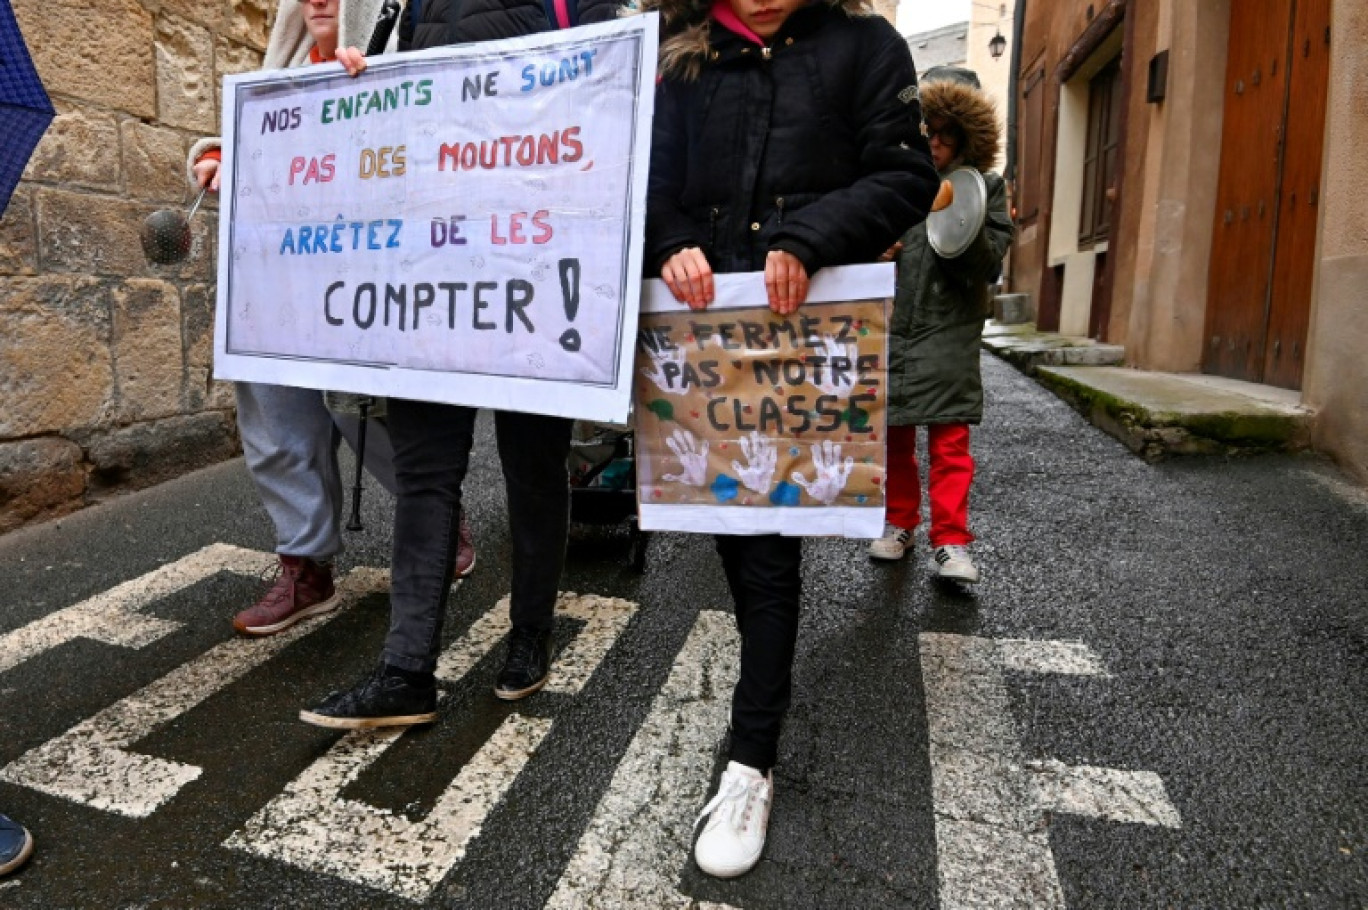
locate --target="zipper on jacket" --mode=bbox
[708,206,720,248]
[775,197,785,225]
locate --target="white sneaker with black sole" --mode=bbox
[868,524,913,561]
[694,761,772,879]
[931,544,980,583]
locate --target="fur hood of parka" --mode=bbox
[918,77,1000,173]
[186,0,398,185]
[641,0,873,80]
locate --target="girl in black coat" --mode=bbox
[644,0,938,879]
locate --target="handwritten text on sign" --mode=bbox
[213,18,658,422]
[635,265,892,538]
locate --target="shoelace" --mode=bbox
[694,773,756,831]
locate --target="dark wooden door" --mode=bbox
[1203,0,1330,389]
[1263,0,1330,388]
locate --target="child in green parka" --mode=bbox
[869,66,1015,583]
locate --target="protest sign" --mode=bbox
[212,16,658,423]
[635,263,892,538]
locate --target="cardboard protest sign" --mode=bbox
[635,264,892,538]
[212,16,658,423]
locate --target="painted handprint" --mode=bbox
[812,334,857,399]
[730,431,777,495]
[640,346,689,396]
[790,439,855,504]
[663,428,709,486]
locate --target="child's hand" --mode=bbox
[662,246,714,310]
[765,250,808,315]
[192,158,221,192]
[878,241,903,262]
[335,47,368,76]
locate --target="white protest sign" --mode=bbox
[213,16,658,423]
[635,263,893,539]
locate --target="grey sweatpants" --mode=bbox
[235,382,396,561]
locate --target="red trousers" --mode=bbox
[885,423,975,547]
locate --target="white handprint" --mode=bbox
[663,428,709,486]
[730,431,777,495]
[790,440,855,504]
[640,346,690,396]
[812,334,857,399]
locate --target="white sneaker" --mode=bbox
[868,524,913,561]
[931,544,980,583]
[694,761,772,879]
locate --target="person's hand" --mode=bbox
[790,440,854,504]
[193,158,221,192]
[731,431,777,495]
[765,249,808,315]
[879,241,903,262]
[335,46,368,76]
[663,429,709,486]
[661,247,714,310]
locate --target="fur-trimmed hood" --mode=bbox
[263,0,397,69]
[642,0,872,79]
[918,76,1000,172]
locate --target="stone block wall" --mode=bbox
[0,0,272,533]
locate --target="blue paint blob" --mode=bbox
[770,481,801,507]
[711,474,739,503]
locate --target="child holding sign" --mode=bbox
[644,0,938,879]
[186,0,475,641]
[867,66,1015,583]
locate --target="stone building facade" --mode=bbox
[1008,0,1368,484]
[0,0,273,532]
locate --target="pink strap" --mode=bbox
[553,0,572,29]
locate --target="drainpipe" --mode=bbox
[1005,0,1026,186]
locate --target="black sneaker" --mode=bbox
[300,665,437,730]
[494,626,553,701]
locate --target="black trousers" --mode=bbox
[715,533,803,772]
[382,399,572,672]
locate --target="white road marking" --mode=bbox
[0,543,275,675]
[919,633,1182,910]
[228,591,638,902]
[0,568,389,818]
[546,610,741,910]
[227,714,552,902]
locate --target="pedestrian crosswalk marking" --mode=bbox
[226,591,638,901]
[0,543,274,675]
[227,714,552,902]
[546,609,742,910]
[919,633,1182,910]
[0,567,389,818]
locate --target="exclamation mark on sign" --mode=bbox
[558,258,582,352]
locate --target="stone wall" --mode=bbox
[0,0,271,533]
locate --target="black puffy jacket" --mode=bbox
[399,0,622,51]
[645,2,939,276]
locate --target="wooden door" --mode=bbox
[1263,0,1330,388]
[1203,0,1330,389]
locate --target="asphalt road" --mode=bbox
[0,355,1364,908]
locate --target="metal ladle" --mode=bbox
[140,186,208,265]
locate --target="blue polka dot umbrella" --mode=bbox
[0,1,54,217]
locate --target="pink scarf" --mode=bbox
[710,0,765,46]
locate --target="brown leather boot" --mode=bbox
[233,555,339,637]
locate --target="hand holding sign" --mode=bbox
[731,431,777,495]
[664,428,709,486]
[791,439,854,504]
